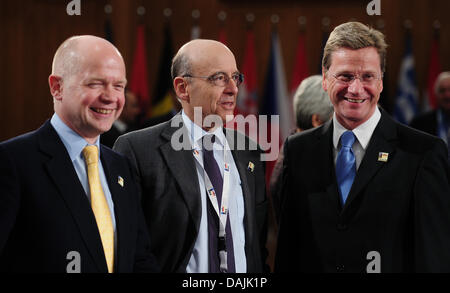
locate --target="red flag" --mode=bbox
[129,25,150,113]
[218,27,227,45]
[425,35,441,110]
[235,29,258,117]
[290,32,309,94]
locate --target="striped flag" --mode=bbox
[290,31,309,99]
[129,25,151,115]
[236,29,258,117]
[394,31,419,124]
[424,33,441,111]
[261,29,293,142]
[260,29,291,184]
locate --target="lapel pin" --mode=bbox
[377,152,389,162]
[118,176,124,187]
[247,161,255,172]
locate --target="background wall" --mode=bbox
[1,0,450,141]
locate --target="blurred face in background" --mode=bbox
[436,77,450,115]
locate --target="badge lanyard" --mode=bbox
[192,139,231,272]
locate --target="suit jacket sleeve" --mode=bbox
[414,139,450,272]
[0,145,21,254]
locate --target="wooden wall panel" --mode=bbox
[1,0,450,140]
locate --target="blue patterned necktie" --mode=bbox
[336,131,356,205]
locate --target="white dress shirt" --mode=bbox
[333,106,381,170]
[182,110,247,273]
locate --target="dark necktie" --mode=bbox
[336,131,356,205]
[202,134,235,273]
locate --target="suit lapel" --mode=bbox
[159,115,202,233]
[229,143,255,249]
[100,147,128,273]
[39,121,107,272]
[317,120,341,212]
[342,110,397,212]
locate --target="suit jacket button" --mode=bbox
[337,223,347,231]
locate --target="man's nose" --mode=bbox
[225,78,238,95]
[347,78,365,95]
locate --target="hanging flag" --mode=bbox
[318,31,329,74]
[231,28,258,140]
[218,26,227,45]
[393,31,419,124]
[424,32,441,111]
[149,23,175,119]
[104,18,114,44]
[260,29,291,184]
[236,29,258,117]
[129,25,151,114]
[290,31,309,98]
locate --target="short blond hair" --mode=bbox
[322,22,388,73]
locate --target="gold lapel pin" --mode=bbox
[377,152,389,162]
[118,176,124,187]
[247,161,255,172]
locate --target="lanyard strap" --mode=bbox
[192,139,231,272]
[192,144,230,236]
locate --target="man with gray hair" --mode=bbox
[276,22,450,273]
[410,71,450,161]
[270,75,333,223]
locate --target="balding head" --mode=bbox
[171,39,239,129]
[52,35,124,79]
[48,35,127,143]
[171,39,235,79]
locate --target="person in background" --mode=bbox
[270,74,333,224]
[275,22,450,273]
[0,35,159,273]
[101,89,141,148]
[410,71,450,162]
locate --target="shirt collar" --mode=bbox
[333,106,381,150]
[181,110,226,150]
[50,113,100,162]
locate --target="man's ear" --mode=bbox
[173,77,189,103]
[322,69,328,91]
[311,114,323,128]
[49,75,63,100]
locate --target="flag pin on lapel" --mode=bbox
[378,152,389,162]
[118,176,124,187]
[247,161,255,172]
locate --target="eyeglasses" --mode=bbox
[183,72,244,87]
[330,72,382,85]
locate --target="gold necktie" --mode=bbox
[83,145,114,273]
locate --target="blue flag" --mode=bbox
[393,32,419,124]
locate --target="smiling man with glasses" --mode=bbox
[276,22,450,273]
[113,39,268,273]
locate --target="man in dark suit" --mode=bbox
[114,39,268,273]
[410,72,450,161]
[275,22,450,273]
[0,35,159,273]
